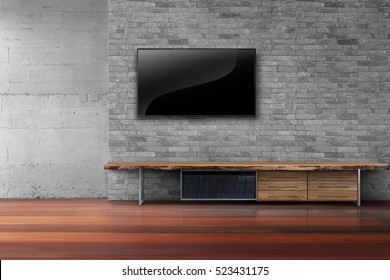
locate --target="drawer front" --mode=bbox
[309,180,357,191]
[258,171,307,181]
[308,170,357,181]
[258,191,307,201]
[258,180,307,191]
[308,191,357,201]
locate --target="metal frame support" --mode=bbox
[139,169,144,206]
[137,167,362,206]
[355,169,361,206]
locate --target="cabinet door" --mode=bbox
[258,180,307,191]
[308,171,357,201]
[258,171,307,181]
[308,191,357,201]
[258,191,307,201]
[308,170,357,181]
[309,180,357,191]
[257,171,308,201]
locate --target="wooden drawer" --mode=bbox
[308,170,357,181]
[258,191,307,201]
[309,180,357,191]
[258,171,307,181]
[258,180,307,191]
[308,191,357,201]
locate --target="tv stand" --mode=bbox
[104,162,389,206]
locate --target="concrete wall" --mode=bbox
[0,0,108,198]
[108,0,390,201]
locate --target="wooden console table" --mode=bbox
[104,162,389,206]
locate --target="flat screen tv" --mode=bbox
[137,48,256,116]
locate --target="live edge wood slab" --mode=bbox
[104,161,389,171]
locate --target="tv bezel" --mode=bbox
[136,48,257,117]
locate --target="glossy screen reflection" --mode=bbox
[137,49,256,116]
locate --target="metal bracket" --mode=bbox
[139,169,144,205]
[355,169,361,206]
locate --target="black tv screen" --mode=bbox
[137,48,256,116]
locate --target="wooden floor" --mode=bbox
[1,199,390,260]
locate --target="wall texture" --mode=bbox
[108,0,390,201]
[0,0,108,198]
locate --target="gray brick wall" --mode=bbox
[108,0,390,201]
[0,0,108,198]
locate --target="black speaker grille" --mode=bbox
[181,171,256,200]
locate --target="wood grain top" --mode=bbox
[104,161,389,171]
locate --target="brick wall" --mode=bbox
[108,0,390,200]
[0,0,108,197]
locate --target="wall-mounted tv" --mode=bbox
[137,48,256,116]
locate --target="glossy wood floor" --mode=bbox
[1,199,390,259]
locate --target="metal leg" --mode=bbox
[355,169,361,206]
[139,169,144,206]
